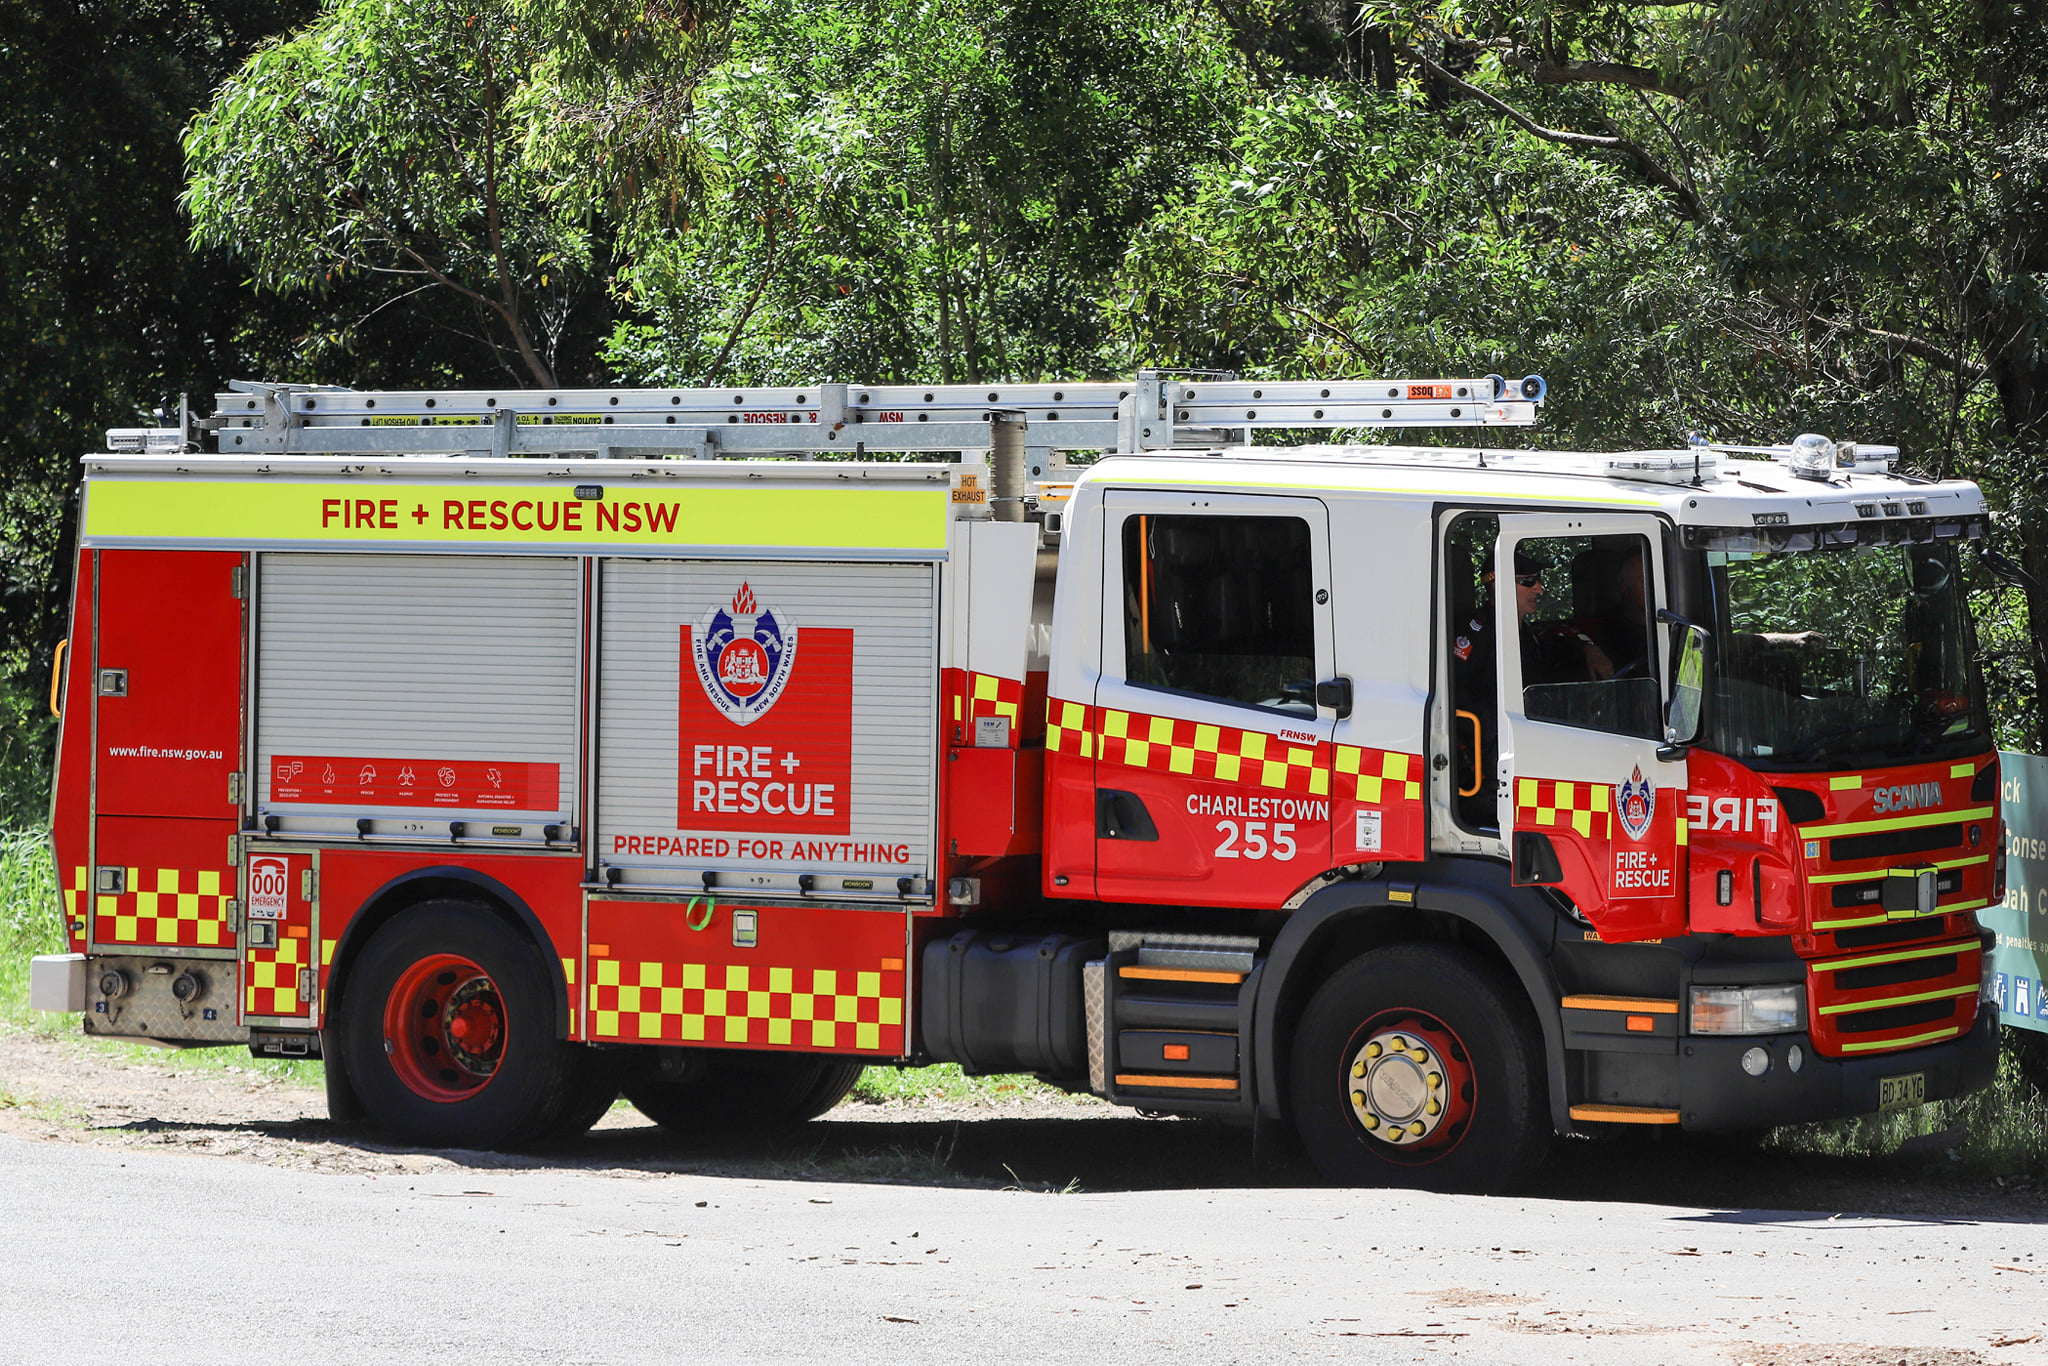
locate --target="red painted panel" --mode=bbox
[241,850,316,1023]
[946,747,1043,857]
[587,899,907,1057]
[1512,776,1687,942]
[95,550,243,819]
[91,816,239,951]
[1041,732,1095,899]
[315,849,585,1034]
[52,550,94,951]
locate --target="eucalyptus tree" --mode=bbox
[185,0,612,387]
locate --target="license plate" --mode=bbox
[1878,1072,1926,1113]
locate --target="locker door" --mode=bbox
[94,549,244,819]
[91,550,245,956]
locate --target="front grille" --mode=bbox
[1831,918,1953,950]
[1830,823,1962,862]
[1806,935,1981,1057]
[1835,998,1958,1034]
[1837,954,1958,991]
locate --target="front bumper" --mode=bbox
[1676,1003,2000,1131]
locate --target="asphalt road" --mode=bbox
[2,1132,2043,1365]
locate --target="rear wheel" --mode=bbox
[341,900,577,1148]
[623,1051,865,1132]
[1289,943,1546,1193]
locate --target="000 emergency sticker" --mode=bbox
[246,856,288,921]
[1355,809,1383,854]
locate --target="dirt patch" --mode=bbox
[1726,1346,1998,1365]
[1410,1287,1539,1309]
[5,1025,2048,1212]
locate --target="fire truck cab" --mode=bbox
[33,375,2001,1191]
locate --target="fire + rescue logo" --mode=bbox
[692,583,798,727]
[1615,765,1655,841]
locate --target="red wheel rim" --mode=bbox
[382,953,504,1103]
[1340,1009,1476,1166]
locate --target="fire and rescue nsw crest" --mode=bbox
[1615,765,1655,842]
[691,583,796,726]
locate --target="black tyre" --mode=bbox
[534,1047,624,1144]
[340,900,577,1149]
[1288,943,1546,1194]
[623,1052,865,1132]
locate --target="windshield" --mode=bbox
[1701,542,1989,768]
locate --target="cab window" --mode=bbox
[1121,514,1315,714]
[1512,533,1661,739]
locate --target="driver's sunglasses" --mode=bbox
[1513,573,1543,588]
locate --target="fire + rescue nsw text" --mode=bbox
[318,497,682,535]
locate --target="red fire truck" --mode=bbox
[31,375,2001,1191]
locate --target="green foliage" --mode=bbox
[0,828,62,1030]
[0,0,322,816]
[606,0,1239,386]
[183,0,613,386]
[1769,1043,2048,1181]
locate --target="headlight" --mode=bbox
[1690,984,1806,1035]
[1981,954,2000,1008]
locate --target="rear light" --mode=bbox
[1690,984,1806,1035]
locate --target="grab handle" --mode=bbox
[49,639,66,718]
[1454,709,1483,798]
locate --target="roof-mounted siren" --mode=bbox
[1777,433,1899,482]
[1486,374,1548,403]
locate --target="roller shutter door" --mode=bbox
[256,554,580,827]
[597,559,937,890]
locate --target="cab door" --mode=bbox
[1495,513,1686,941]
[1092,492,1337,909]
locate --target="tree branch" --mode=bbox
[1494,47,1691,100]
[1408,47,1703,221]
[705,202,779,382]
[1820,316,1989,384]
[477,28,556,387]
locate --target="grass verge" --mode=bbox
[1767,1045,2048,1180]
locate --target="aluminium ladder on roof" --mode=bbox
[186,371,1548,460]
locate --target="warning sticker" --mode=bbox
[269,755,557,809]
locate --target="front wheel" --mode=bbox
[340,900,578,1148]
[1288,943,1546,1193]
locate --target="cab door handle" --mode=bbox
[1315,677,1353,718]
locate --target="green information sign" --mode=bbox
[1990,750,2048,1034]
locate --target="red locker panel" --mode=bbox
[586,899,908,1056]
[241,849,318,1024]
[90,816,238,951]
[945,747,1043,857]
[94,549,244,819]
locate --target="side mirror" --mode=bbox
[1664,623,1707,749]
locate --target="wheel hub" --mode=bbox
[1348,1030,1449,1145]
[382,953,505,1102]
